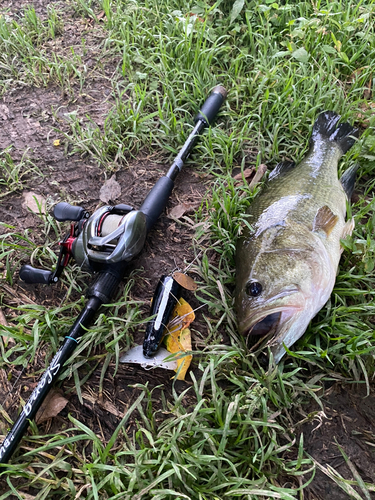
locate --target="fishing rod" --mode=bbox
[0,85,227,465]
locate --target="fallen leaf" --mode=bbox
[53,139,60,147]
[99,175,122,203]
[97,10,107,21]
[82,392,123,417]
[233,167,254,181]
[249,164,268,189]
[0,309,8,327]
[164,298,195,380]
[356,101,375,127]
[22,192,46,214]
[16,493,36,500]
[168,299,195,331]
[0,368,12,405]
[35,389,68,424]
[0,104,10,121]
[168,202,199,219]
[172,272,198,291]
[363,77,372,100]
[0,308,14,346]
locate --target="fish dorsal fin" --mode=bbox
[340,164,359,199]
[313,205,338,237]
[269,161,296,181]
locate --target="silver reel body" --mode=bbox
[73,206,148,270]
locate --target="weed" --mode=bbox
[0,148,43,197]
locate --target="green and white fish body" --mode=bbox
[235,111,358,363]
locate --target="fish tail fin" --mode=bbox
[311,111,359,154]
[340,163,359,199]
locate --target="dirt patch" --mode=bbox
[300,382,375,499]
[1,0,63,17]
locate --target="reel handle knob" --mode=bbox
[53,202,88,222]
[19,265,54,284]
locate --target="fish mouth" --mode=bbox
[249,312,282,336]
[239,287,305,339]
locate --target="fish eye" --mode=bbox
[245,281,263,297]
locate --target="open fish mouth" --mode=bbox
[239,287,303,337]
[249,312,282,336]
[241,298,307,344]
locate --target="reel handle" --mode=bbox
[19,265,54,284]
[53,202,88,222]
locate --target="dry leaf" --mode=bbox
[35,389,68,424]
[82,392,122,417]
[0,309,8,328]
[172,272,198,291]
[16,493,36,500]
[233,167,255,181]
[249,163,267,189]
[97,10,107,20]
[0,104,10,121]
[0,369,12,414]
[356,101,375,127]
[22,192,46,214]
[164,298,195,380]
[0,308,13,346]
[363,77,372,100]
[168,202,199,219]
[99,175,122,203]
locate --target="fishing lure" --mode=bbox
[143,275,182,358]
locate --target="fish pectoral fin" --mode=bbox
[339,218,355,253]
[312,205,339,237]
[268,160,296,181]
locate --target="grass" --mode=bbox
[0,149,42,198]
[0,0,375,498]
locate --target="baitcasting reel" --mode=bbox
[20,201,148,284]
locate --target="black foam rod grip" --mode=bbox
[194,85,227,126]
[53,202,85,222]
[19,265,52,284]
[139,176,174,231]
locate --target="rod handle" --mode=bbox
[139,176,174,231]
[194,85,227,126]
[87,262,127,303]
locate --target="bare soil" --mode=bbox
[300,382,375,500]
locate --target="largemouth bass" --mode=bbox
[235,111,358,363]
